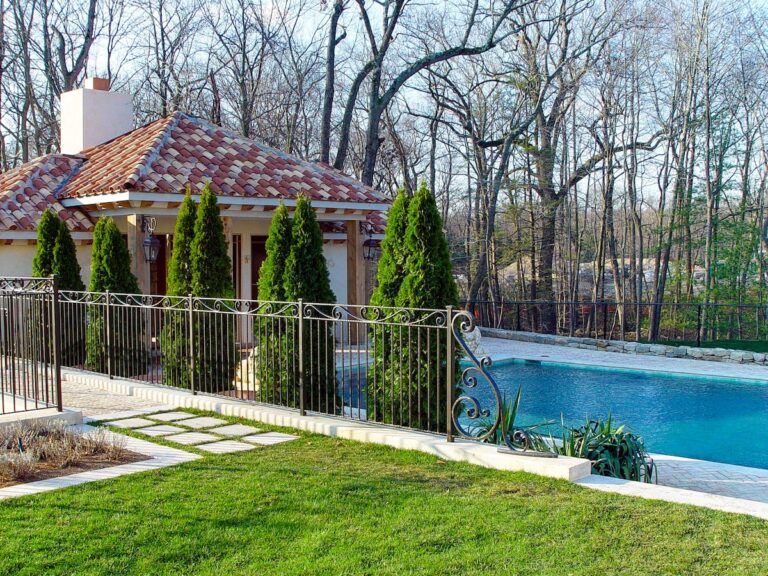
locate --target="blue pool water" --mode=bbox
[486,360,768,470]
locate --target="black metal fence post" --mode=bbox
[51,275,63,412]
[446,305,454,443]
[188,293,196,395]
[105,290,113,379]
[298,299,305,416]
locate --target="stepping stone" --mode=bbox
[149,411,196,422]
[242,432,298,446]
[180,416,228,429]
[196,441,256,454]
[105,417,155,429]
[137,425,187,437]
[208,424,261,437]
[165,432,221,445]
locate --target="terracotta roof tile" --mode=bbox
[0,155,91,232]
[2,111,389,233]
[59,112,385,205]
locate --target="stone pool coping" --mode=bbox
[481,327,768,367]
[0,425,199,501]
[479,335,768,382]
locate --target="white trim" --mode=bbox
[91,207,367,222]
[61,191,391,212]
[0,231,92,240]
[322,233,346,240]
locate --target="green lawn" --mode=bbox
[1,412,767,575]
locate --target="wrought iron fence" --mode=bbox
[52,288,537,452]
[0,275,550,454]
[0,277,62,414]
[464,299,768,344]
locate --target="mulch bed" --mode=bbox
[0,450,149,489]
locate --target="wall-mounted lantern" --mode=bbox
[141,216,161,264]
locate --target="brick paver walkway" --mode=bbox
[62,374,167,417]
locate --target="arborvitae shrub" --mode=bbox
[284,195,336,413]
[30,210,61,362]
[370,189,410,308]
[53,223,85,291]
[32,210,60,278]
[53,221,86,366]
[161,192,196,388]
[85,217,144,377]
[258,203,292,301]
[368,190,410,421]
[253,204,293,404]
[374,182,459,431]
[189,185,236,393]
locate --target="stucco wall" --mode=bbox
[0,243,91,285]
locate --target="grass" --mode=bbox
[1,411,767,575]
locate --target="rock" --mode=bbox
[687,347,704,358]
[623,342,638,351]
[650,345,667,355]
[753,353,766,363]
[634,344,651,353]
[666,347,686,358]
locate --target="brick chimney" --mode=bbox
[60,77,133,154]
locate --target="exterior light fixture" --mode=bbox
[362,223,380,261]
[141,216,161,264]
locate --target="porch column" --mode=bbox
[127,214,150,294]
[346,221,365,307]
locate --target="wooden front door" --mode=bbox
[250,236,267,299]
[149,235,169,295]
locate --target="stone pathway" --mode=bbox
[102,411,299,454]
[62,374,168,417]
[482,336,768,504]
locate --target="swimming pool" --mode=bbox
[486,359,768,470]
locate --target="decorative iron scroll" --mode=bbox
[0,277,54,293]
[450,310,555,457]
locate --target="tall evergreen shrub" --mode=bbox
[161,192,196,388]
[32,210,60,277]
[190,185,235,392]
[258,203,292,301]
[253,204,293,404]
[53,221,86,365]
[374,182,459,431]
[85,217,144,377]
[284,195,336,412]
[369,189,410,308]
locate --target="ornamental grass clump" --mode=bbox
[0,421,129,485]
[558,415,657,483]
